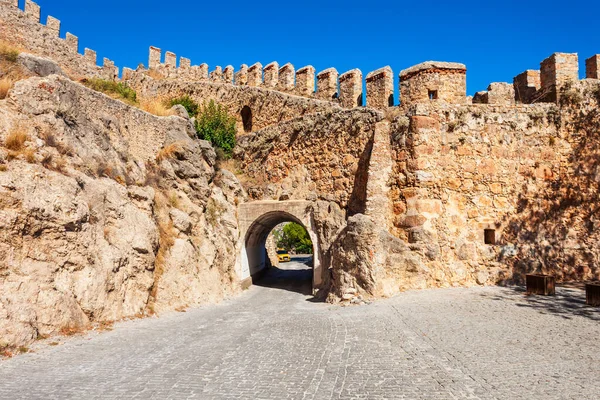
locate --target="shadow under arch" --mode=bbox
[239,207,321,292]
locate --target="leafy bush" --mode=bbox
[276,222,313,254]
[167,95,199,117]
[195,100,236,159]
[82,78,137,104]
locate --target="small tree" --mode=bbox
[195,100,236,159]
[277,222,313,254]
[167,95,199,118]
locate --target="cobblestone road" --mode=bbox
[1,258,599,399]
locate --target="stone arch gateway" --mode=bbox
[237,201,322,290]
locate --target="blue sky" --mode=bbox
[19,0,599,98]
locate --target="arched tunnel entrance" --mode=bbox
[238,201,322,291]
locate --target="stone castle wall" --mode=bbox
[126,73,346,134]
[0,0,117,79]
[234,108,383,214]
[234,79,600,294]
[388,102,566,286]
[3,0,599,116]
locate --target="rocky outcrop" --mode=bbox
[328,214,428,302]
[0,75,244,351]
[16,53,66,78]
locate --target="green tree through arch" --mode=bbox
[275,223,313,254]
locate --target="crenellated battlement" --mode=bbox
[476,52,600,105]
[0,0,118,80]
[135,46,469,109]
[2,0,599,111]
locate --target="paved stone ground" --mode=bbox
[1,258,599,400]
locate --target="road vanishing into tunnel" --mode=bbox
[1,257,599,399]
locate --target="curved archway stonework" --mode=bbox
[237,200,322,290]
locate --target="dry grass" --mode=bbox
[59,325,87,337]
[156,142,181,162]
[0,41,28,100]
[0,41,19,63]
[140,98,175,117]
[3,124,36,162]
[206,198,226,226]
[41,131,74,156]
[168,190,180,209]
[23,148,35,163]
[0,76,13,99]
[3,124,28,151]
[41,153,68,173]
[216,157,244,175]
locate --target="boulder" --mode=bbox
[17,53,66,77]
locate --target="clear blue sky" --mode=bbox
[21,0,599,98]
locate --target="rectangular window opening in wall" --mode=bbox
[484,229,496,245]
[428,90,438,100]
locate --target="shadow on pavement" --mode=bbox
[254,256,316,297]
[480,285,600,321]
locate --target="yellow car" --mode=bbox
[277,249,290,262]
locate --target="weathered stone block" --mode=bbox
[472,91,488,104]
[165,51,176,68]
[486,82,515,105]
[122,67,134,81]
[410,116,440,131]
[316,68,338,101]
[278,63,295,92]
[25,0,40,22]
[84,48,97,65]
[149,46,161,69]
[234,64,248,85]
[366,66,394,109]
[210,66,223,82]
[198,63,209,80]
[247,63,263,87]
[540,53,578,102]
[223,65,234,84]
[513,70,540,103]
[400,61,466,105]
[586,55,600,79]
[102,58,117,80]
[263,62,279,88]
[296,66,315,96]
[541,52,578,89]
[338,69,363,108]
[46,16,60,37]
[179,57,191,70]
[65,33,78,54]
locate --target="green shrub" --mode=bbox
[82,78,137,104]
[167,95,199,117]
[275,222,313,254]
[195,100,236,159]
